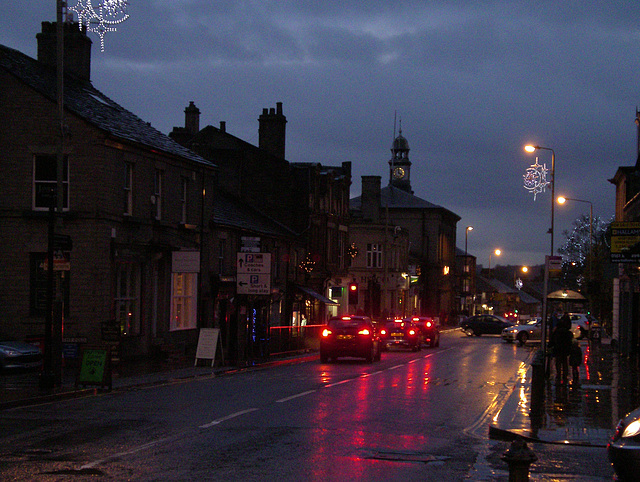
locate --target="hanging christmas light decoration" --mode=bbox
[523,156,549,201]
[69,0,129,52]
[299,254,316,273]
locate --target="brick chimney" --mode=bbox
[184,101,200,136]
[258,102,287,159]
[37,21,92,82]
[361,176,381,223]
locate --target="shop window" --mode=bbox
[115,263,140,335]
[171,272,197,330]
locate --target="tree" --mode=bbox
[558,214,613,327]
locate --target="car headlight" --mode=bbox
[0,348,20,356]
[622,419,640,438]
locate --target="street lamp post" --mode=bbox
[557,196,593,282]
[524,144,555,373]
[464,226,473,315]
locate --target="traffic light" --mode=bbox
[348,283,358,305]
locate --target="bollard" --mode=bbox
[501,436,537,482]
[530,349,545,414]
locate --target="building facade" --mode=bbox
[349,129,460,324]
[0,23,219,366]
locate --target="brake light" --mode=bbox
[380,329,387,335]
[426,321,432,328]
[358,328,371,336]
[409,329,416,336]
[322,328,332,337]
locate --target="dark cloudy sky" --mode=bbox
[4,1,639,267]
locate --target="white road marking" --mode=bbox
[199,408,259,429]
[276,390,316,402]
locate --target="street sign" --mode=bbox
[611,222,640,262]
[237,252,271,274]
[237,273,271,295]
[236,253,271,294]
[53,234,72,250]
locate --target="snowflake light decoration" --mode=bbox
[69,0,129,52]
[523,157,550,201]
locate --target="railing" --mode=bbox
[268,324,325,356]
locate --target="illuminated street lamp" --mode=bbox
[557,196,593,282]
[524,144,556,377]
[515,266,528,289]
[489,248,501,270]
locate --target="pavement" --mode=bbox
[2,336,638,451]
[489,337,639,449]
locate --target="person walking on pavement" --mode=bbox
[550,312,573,385]
[569,339,583,387]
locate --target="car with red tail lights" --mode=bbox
[406,316,440,347]
[379,319,422,352]
[320,315,381,363]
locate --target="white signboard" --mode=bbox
[237,253,271,294]
[195,328,220,367]
[173,250,200,273]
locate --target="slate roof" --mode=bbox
[350,184,461,220]
[214,191,298,238]
[0,44,213,168]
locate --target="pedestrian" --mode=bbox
[550,314,574,385]
[569,339,583,387]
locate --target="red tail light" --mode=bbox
[322,328,332,337]
[358,328,371,336]
[426,321,432,328]
[380,329,387,335]
[409,329,416,336]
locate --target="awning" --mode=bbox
[297,285,339,305]
[547,289,586,300]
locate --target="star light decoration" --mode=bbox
[69,0,129,52]
[523,157,550,201]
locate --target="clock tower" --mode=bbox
[388,127,412,193]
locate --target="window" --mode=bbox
[170,273,197,330]
[181,176,188,224]
[367,243,383,268]
[218,238,226,274]
[115,263,140,335]
[33,154,68,210]
[29,253,70,317]
[154,169,163,220]
[124,162,133,215]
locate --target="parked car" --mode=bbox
[608,405,640,480]
[379,319,422,351]
[567,313,598,339]
[0,337,43,372]
[406,316,440,347]
[320,315,381,363]
[459,314,514,336]
[502,319,542,346]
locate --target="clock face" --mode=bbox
[393,167,405,179]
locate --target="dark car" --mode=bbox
[0,338,43,372]
[406,316,440,348]
[379,319,421,352]
[459,314,513,336]
[608,405,640,480]
[320,315,381,363]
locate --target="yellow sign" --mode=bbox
[611,222,640,262]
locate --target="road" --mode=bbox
[0,331,609,480]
